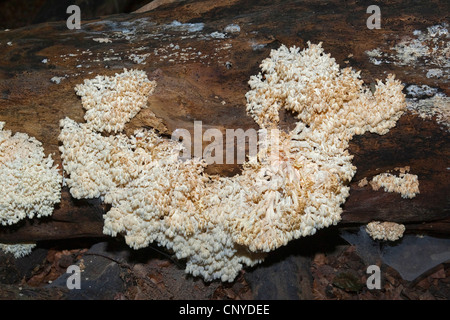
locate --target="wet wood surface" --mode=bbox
[0,0,448,243]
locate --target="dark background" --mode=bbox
[0,0,152,29]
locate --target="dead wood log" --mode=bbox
[0,0,448,244]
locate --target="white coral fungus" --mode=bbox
[74,68,156,133]
[0,243,36,258]
[60,45,406,282]
[366,221,405,241]
[0,122,61,226]
[370,172,419,199]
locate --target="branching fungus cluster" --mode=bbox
[0,122,61,226]
[59,43,406,281]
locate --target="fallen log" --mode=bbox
[0,0,448,244]
[1,112,448,243]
